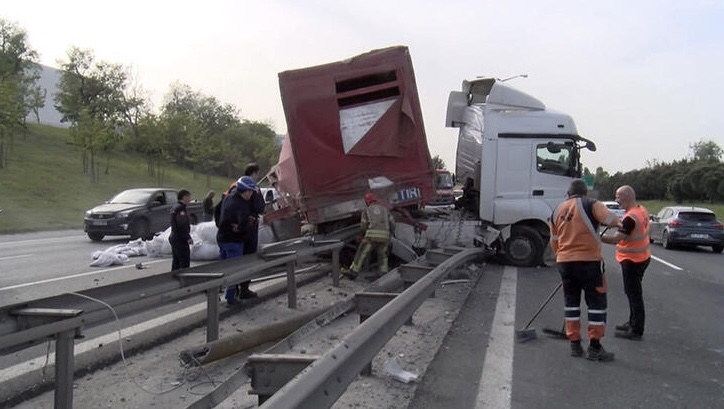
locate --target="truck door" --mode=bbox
[532,141,575,210]
[493,140,532,223]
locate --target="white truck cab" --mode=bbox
[445,78,596,266]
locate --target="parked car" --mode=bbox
[602,201,626,219]
[84,188,203,241]
[649,206,724,253]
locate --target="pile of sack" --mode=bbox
[90,221,277,267]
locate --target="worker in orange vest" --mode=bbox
[601,185,651,340]
[550,179,620,362]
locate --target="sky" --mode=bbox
[3,0,724,173]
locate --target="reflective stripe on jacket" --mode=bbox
[616,205,651,263]
[362,203,394,242]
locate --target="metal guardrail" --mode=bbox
[0,239,343,409]
[256,247,485,409]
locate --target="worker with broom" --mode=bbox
[550,179,620,362]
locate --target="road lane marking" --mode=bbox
[475,266,515,409]
[0,301,207,383]
[651,255,683,271]
[0,259,168,291]
[0,254,33,262]
[0,235,87,247]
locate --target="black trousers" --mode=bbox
[171,241,190,270]
[620,258,650,335]
[558,261,608,341]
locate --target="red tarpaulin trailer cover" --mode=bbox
[275,46,435,225]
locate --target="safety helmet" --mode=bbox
[364,192,377,205]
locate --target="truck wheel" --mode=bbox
[712,245,723,254]
[87,232,105,241]
[504,225,545,267]
[130,219,150,240]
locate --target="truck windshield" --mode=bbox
[536,144,574,176]
[436,172,454,189]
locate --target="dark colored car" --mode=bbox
[84,188,202,241]
[649,206,724,253]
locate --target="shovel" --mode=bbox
[515,282,563,343]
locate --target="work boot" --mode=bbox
[570,341,584,358]
[615,322,631,332]
[341,267,358,281]
[614,328,643,341]
[586,345,615,362]
[237,286,258,299]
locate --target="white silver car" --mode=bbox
[602,201,626,219]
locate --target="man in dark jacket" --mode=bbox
[217,176,262,303]
[242,163,266,255]
[169,189,193,270]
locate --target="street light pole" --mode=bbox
[499,74,528,82]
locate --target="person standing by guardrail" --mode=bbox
[601,185,651,341]
[242,163,266,256]
[169,189,194,270]
[217,176,260,304]
[202,190,216,222]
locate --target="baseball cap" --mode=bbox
[236,176,257,192]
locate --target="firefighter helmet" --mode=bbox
[364,192,377,205]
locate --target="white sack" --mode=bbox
[90,251,129,267]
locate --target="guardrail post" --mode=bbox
[355,292,398,376]
[248,353,319,405]
[286,261,297,309]
[206,288,220,342]
[54,329,76,409]
[332,247,340,287]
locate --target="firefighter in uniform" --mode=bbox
[342,192,396,280]
[550,179,620,361]
[601,185,651,340]
[169,189,193,270]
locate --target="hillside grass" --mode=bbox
[0,124,238,234]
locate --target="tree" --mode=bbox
[0,19,44,168]
[689,139,722,163]
[55,47,130,181]
[432,155,446,170]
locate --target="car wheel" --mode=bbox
[713,245,724,254]
[130,219,150,240]
[87,232,104,241]
[662,231,673,249]
[504,225,545,267]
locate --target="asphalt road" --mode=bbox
[411,243,724,409]
[2,231,722,408]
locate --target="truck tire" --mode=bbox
[504,225,545,267]
[87,232,105,241]
[130,219,150,241]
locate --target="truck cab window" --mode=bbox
[536,144,572,176]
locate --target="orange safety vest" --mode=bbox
[616,205,651,263]
[550,197,614,262]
